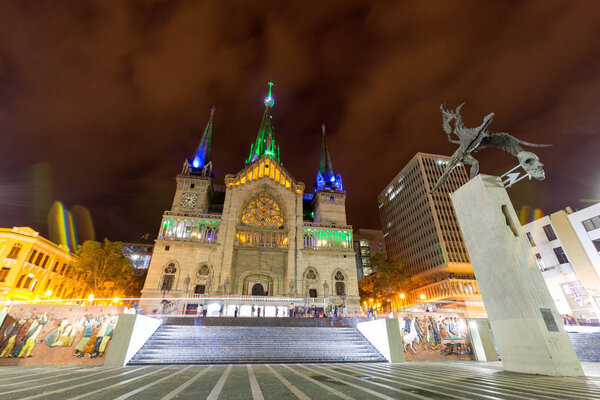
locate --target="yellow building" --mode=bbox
[0,227,82,303]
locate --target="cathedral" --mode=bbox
[140,84,359,316]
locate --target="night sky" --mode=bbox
[1,1,599,242]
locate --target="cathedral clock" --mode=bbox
[180,193,198,207]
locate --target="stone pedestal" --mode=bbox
[357,318,404,363]
[451,175,583,376]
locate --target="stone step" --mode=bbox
[128,324,386,365]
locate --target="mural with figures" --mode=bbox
[398,312,474,361]
[0,304,123,366]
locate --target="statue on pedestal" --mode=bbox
[431,104,550,193]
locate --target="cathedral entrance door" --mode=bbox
[251,283,265,296]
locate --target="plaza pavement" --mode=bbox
[0,361,599,399]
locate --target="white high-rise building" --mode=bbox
[522,203,600,324]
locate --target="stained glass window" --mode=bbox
[198,265,210,276]
[306,269,317,280]
[241,191,284,227]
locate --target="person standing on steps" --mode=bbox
[257,307,261,318]
[202,305,208,317]
[234,307,239,317]
[288,304,294,318]
[251,305,255,317]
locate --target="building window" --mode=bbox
[305,268,317,280]
[526,232,536,247]
[593,238,600,252]
[553,247,569,264]
[534,253,546,271]
[334,271,345,296]
[309,288,317,298]
[34,253,44,266]
[0,267,9,282]
[41,255,50,268]
[165,246,170,251]
[161,263,177,291]
[16,274,25,288]
[7,244,22,259]
[543,224,557,241]
[582,216,600,232]
[197,265,210,276]
[28,250,37,263]
[241,191,284,228]
[52,262,59,272]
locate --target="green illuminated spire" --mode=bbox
[319,124,335,181]
[246,82,280,164]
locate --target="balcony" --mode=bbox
[302,225,353,251]
[406,278,481,306]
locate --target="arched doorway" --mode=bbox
[251,283,265,296]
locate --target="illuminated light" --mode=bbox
[399,293,406,299]
[89,294,94,300]
[27,273,35,278]
[192,159,200,168]
[113,298,120,303]
[419,294,426,300]
[330,177,335,182]
[45,290,52,296]
[264,82,275,107]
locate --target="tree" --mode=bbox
[371,253,412,304]
[74,239,133,299]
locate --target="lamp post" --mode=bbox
[399,293,406,312]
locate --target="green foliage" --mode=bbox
[371,253,412,301]
[74,239,133,298]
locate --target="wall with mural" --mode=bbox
[0,304,123,366]
[397,312,474,361]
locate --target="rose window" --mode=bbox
[241,192,284,228]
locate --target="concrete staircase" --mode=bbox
[128,320,385,364]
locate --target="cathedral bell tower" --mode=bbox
[171,107,215,214]
[312,124,347,225]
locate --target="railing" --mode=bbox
[303,221,352,230]
[164,211,222,219]
[234,227,288,249]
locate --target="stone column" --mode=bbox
[451,174,583,376]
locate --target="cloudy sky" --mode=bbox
[1,1,599,241]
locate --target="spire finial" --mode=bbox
[264,82,274,107]
[210,106,215,116]
[321,123,326,136]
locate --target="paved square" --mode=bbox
[1,362,599,399]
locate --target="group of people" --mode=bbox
[0,312,48,358]
[194,303,347,318]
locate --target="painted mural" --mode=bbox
[397,312,474,361]
[0,304,123,366]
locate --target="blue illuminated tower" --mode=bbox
[314,124,343,192]
[312,124,347,225]
[173,107,216,213]
[188,107,215,176]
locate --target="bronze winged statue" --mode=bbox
[430,103,551,193]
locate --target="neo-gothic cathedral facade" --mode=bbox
[140,86,359,314]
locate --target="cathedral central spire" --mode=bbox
[246,82,280,164]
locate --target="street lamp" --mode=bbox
[399,293,406,312]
